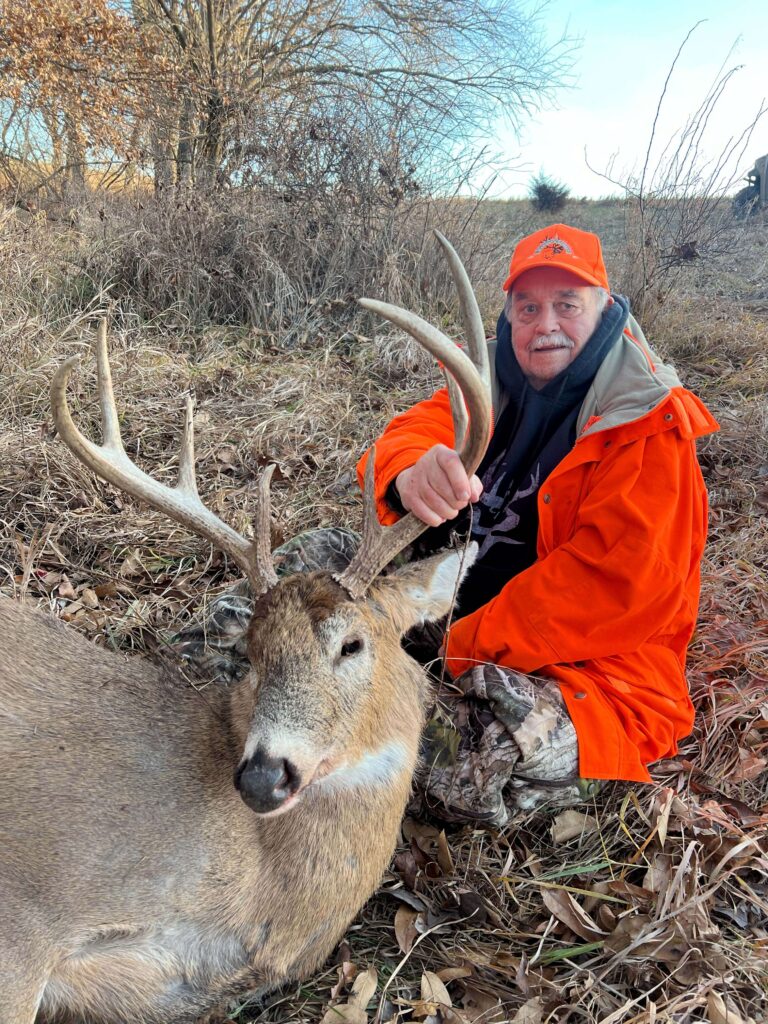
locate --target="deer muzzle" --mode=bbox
[235,746,302,814]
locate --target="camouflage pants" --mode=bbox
[172,529,597,828]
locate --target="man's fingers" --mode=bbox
[409,494,454,527]
[417,484,460,521]
[424,463,464,509]
[397,466,453,523]
[469,475,483,502]
[434,446,472,502]
[397,446,477,526]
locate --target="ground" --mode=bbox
[0,197,766,1023]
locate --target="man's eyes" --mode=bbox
[515,302,581,317]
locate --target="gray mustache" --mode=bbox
[531,332,574,351]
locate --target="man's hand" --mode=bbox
[395,445,483,527]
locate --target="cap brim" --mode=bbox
[503,259,608,292]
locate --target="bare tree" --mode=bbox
[0,0,162,198]
[133,0,573,188]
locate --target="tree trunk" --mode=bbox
[64,112,86,190]
[198,88,224,183]
[176,93,195,186]
[151,127,175,192]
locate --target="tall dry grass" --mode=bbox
[8,187,521,344]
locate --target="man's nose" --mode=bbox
[535,306,560,334]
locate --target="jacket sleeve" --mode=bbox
[356,388,457,525]
[444,428,708,676]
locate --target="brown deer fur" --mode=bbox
[0,550,475,1023]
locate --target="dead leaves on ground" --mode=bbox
[321,955,498,1024]
[321,966,377,1024]
[11,558,200,647]
[317,783,767,1023]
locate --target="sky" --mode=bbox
[482,0,768,199]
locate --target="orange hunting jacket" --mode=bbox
[357,315,719,782]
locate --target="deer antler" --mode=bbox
[336,231,492,600]
[51,320,279,597]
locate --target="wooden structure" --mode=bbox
[750,154,768,207]
[733,154,767,214]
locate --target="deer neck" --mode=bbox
[221,731,418,982]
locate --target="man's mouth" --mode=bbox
[531,334,574,352]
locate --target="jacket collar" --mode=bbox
[576,311,683,436]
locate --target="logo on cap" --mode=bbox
[532,234,573,260]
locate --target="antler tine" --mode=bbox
[337,272,492,600]
[94,319,124,453]
[254,464,278,590]
[435,230,488,455]
[356,299,490,476]
[433,230,490,392]
[443,369,467,451]
[51,322,278,597]
[339,445,433,600]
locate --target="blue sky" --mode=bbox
[483,0,767,198]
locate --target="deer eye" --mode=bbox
[340,638,363,658]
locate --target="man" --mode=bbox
[355,223,719,823]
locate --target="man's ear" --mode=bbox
[367,542,478,636]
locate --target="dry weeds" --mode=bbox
[0,200,765,1024]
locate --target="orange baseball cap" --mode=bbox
[502,223,610,292]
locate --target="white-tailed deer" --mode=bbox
[0,233,491,1024]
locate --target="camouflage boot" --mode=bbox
[171,527,360,683]
[418,664,600,828]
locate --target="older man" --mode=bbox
[356,223,719,822]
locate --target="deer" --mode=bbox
[0,232,492,1024]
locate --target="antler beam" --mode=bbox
[336,232,492,600]
[51,321,278,597]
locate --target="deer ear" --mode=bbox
[368,542,478,634]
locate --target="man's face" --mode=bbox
[507,267,610,389]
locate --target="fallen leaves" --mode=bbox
[731,747,767,782]
[707,990,755,1024]
[551,809,598,844]
[539,889,606,944]
[321,958,492,1024]
[413,971,452,1017]
[394,905,419,956]
[320,967,377,1024]
[510,997,544,1024]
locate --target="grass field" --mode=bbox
[0,193,766,1023]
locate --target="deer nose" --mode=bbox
[235,747,301,814]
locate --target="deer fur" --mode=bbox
[0,547,476,1024]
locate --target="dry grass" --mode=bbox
[0,197,766,1024]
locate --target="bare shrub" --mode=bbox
[37,185,508,347]
[0,207,109,401]
[588,24,766,325]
